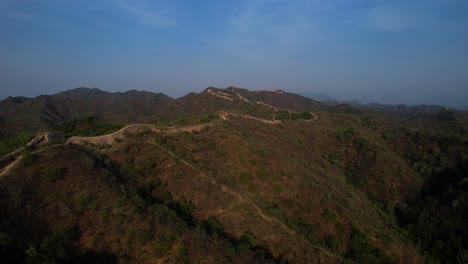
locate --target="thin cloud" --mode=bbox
[361,0,467,33]
[3,10,34,22]
[115,0,177,28]
[0,1,35,25]
[367,4,420,32]
[219,0,323,61]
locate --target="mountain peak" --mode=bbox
[56,87,110,98]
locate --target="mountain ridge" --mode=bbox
[0,86,467,263]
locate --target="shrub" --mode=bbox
[299,112,313,120]
[0,232,12,248]
[172,199,195,224]
[304,224,318,243]
[204,216,224,236]
[76,193,93,212]
[177,118,188,126]
[345,227,392,263]
[242,103,256,113]
[323,235,339,250]
[41,167,65,182]
[80,155,95,171]
[0,132,33,157]
[56,116,122,137]
[324,208,337,223]
[274,184,283,193]
[135,128,151,138]
[223,246,236,257]
[326,152,339,165]
[337,128,356,144]
[21,150,34,166]
[240,232,256,247]
[255,168,271,180]
[239,172,252,182]
[26,230,78,264]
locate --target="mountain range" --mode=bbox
[300,92,455,117]
[0,87,467,263]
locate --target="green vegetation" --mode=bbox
[0,146,285,263]
[122,156,158,179]
[20,149,34,166]
[239,172,252,182]
[239,232,257,247]
[323,208,337,223]
[25,229,78,264]
[242,103,257,114]
[304,224,318,244]
[375,124,468,263]
[203,216,224,236]
[56,116,122,136]
[0,132,33,157]
[41,167,65,182]
[323,236,339,251]
[154,112,220,127]
[396,160,468,263]
[344,228,393,264]
[275,111,314,121]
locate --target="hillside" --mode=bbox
[0,86,320,155]
[363,103,451,117]
[0,87,467,263]
[0,88,173,138]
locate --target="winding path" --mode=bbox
[0,110,340,261]
[150,142,341,261]
[66,123,214,146]
[156,142,294,234]
[208,87,319,122]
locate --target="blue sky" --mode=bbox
[1,0,468,107]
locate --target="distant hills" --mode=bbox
[300,91,455,116]
[300,92,337,102]
[363,103,451,116]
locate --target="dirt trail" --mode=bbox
[1,111,284,173]
[67,107,297,147]
[67,124,159,145]
[66,123,214,146]
[153,142,295,234]
[0,156,21,177]
[0,134,46,162]
[308,111,319,122]
[1,104,316,177]
[156,240,181,264]
[230,90,251,103]
[0,114,337,260]
[243,115,282,124]
[206,88,235,101]
[220,112,281,125]
[0,144,57,178]
[152,142,342,261]
[209,87,319,122]
[0,133,51,177]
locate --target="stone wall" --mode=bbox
[44,132,66,144]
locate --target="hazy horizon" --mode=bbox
[1,0,468,108]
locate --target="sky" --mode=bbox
[1,0,468,107]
